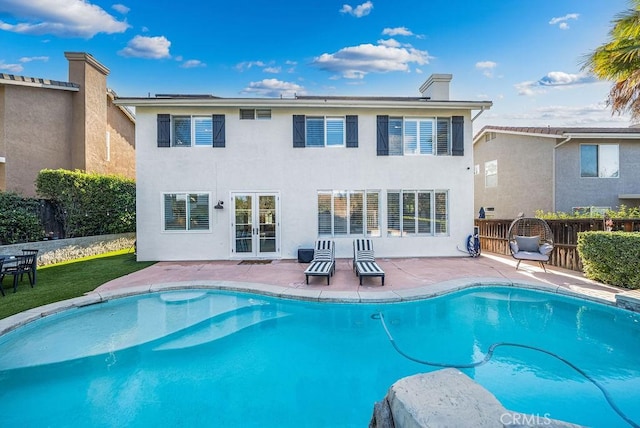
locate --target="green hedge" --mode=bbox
[577,231,640,289]
[0,192,43,244]
[36,169,135,238]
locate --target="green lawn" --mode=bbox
[0,250,155,320]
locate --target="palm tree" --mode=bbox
[583,0,640,120]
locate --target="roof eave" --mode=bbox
[114,97,492,111]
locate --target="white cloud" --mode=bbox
[0,0,130,38]
[313,42,430,79]
[378,38,401,48]
[112,4,130,14]
[118,35,171,59]
[181,59,205,68]
[0,62,23,73]
[382,27,413,37]
[549,13,579,29]
[19,56,49,63]
[264,66,281,73]
[476,60,497,77]
[241,78,304,97]
[340,1,373,18]
[0,55,49,74]
[235,60,266,72]
[516,71,596,95]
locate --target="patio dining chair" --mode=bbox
[1,254,36,293]
[21,249,39,285]
[0,258,4,296]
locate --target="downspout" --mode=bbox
[471,106,487,122]
[552,135,573,212]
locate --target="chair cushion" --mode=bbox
[509,241,519,254]
[314,249,333,261]
[356,249,375,262]
[539,243,553,256]
[515,235,540,252]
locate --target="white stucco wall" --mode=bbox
[135,105,477,261]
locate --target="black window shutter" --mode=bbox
[212,114,225,147]
[346,115,358,148]
[452,116,464,156]
[376,115,389,156]
[293,115,305,147]
[157,114,170,147]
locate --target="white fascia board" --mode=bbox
[563,133,640,139]
[0,79,79,92]
[114,97,492,111]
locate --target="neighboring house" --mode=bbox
[473,126,640,219]
[116,74,492,261]
[0,52,135,197]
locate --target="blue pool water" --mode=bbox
[0,286,639,427]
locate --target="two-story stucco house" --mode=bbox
[0,52,135,197]
[116,74,491,261]
[473,126,640,219]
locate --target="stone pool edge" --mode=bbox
[0,277,634,336]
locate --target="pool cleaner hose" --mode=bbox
[373,312,639,428]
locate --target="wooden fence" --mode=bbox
[474,218,640,272]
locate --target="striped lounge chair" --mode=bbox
[353,239,385,286]
[304,240,335,285]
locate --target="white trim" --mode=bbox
[0,78,79,92]
[0,157,5,163]
[115,97,492,111]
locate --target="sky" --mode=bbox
[0,0,636,132]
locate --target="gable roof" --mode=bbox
[473,125,640,144]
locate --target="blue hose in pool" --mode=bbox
[373,312,639,428]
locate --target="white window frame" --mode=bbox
[306,116,345,147]
[390,116,451,156]
[240,109,271,120]
[162,192,211,232]
[172,115,212,147]
[485,160,498,188]
[387,190,449,237]
[580,144,619,178]
[317,190,380,237]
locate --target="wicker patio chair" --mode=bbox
[507,217,554,272]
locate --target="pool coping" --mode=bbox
[0,277,630,337]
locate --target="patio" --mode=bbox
[95,253,623,304]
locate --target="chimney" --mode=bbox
[419,74,452,100]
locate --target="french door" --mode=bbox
[232,193,279,257]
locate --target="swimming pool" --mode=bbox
[0,286,638,427]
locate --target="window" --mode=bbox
[172,116,212,147]
[317,190,380,236]
[240,109,271,120]
[580,144,619,178]
[387,190,448,236]
[306,116,345,147]
[485,160,497,188]
[163,193,210,231]
[379,116,453,156]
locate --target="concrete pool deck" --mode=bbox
[1,252,631,336]
[93,253,624,304]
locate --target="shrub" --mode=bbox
[36,169,135,238]
[577,231,640,289]
[0,192,43,244]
